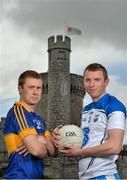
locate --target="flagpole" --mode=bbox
[63,22,67,37]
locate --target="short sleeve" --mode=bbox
[13,104,37,140]
[107,111,126,130]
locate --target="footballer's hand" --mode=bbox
[52,125,63,148]
[16,144,29,156]
[59,144,82,157]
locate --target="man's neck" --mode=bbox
[19,100,35,112]
[92,92,107,102]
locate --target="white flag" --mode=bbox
[66,26,82,35]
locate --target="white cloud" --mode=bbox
[70,39,127,76]
[107,75,127,107]
[1,19,48,98]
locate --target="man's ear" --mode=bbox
[105,78,109,87]
[18,85,22,95]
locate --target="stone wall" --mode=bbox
[117,149,127,179]
[35,73,48,122]
[36,73,85,127]
[35,72,85,178]
[0,118,8,169]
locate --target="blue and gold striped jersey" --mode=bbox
[3,102,50,179]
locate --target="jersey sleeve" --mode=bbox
[107,111,126,130]
[107,101,126,130]
[13,103,37,140]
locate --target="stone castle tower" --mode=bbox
[48,35,71,128]
[36,35,85,128]
[36,35,85,178]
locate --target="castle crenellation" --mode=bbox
[48,35,71,51]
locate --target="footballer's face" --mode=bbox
[18,77,42,109]
[84,70,109,102]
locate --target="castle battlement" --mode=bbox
[70,85,85,97]
[42,83,48,94]
[48,35,71,51]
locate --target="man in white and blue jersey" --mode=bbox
[59,63,126,179]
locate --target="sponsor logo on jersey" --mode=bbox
[33,119,42,129]
[93,115,99,122]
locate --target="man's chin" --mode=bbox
[29,102,38,106]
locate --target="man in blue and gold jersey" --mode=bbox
[3,70,56,179]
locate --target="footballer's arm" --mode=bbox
[17,135,56,157]
[22,135,47,158]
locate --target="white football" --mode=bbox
[59,124,84,148]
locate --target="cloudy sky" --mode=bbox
[0,0,127,142]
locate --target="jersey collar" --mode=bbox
[14,101,31,112]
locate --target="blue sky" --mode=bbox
[0,0,127,143]
[0,97,19,117]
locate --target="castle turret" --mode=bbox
[47,35,71,128]
[35,35,85,179]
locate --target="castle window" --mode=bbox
[58,50,66,61]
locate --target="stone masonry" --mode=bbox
[36,35,85,178]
